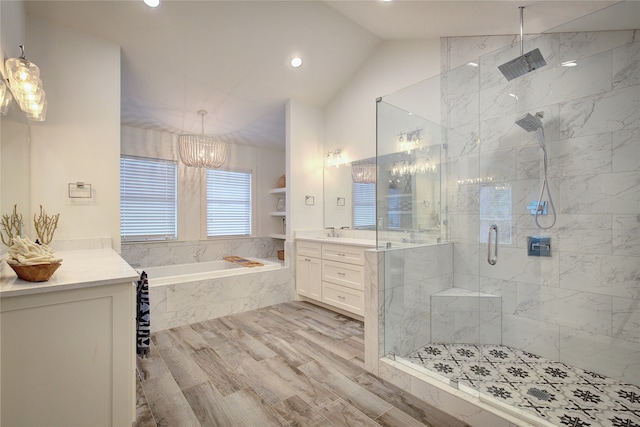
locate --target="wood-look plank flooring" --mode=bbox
[134,301,469,427]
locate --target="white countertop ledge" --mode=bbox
[1,248,139,298]
[295,236,377,247]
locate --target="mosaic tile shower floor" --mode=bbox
[403,343,640,427]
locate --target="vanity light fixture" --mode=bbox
[178,110,227,168]
[397,128,422,153]
[5,45,47,121]
[143,0,160,7]
[561,60,577,67]
[326,148,348,168]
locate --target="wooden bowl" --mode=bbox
[8,262,61,282]
[277,250,285,261]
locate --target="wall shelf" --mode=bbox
[268,186,287,239]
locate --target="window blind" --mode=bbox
[353,182,376,229]
[206,169,252,237]
[120,156,177,241]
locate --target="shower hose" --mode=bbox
[535,148,557,229]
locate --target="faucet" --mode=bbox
[326,227,335,237]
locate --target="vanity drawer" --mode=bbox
[322,244,365,266]
[296,241,322,258]
[321,260,363,291]
[322,282,364,316]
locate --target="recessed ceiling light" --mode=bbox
[291,57,303,68]
[143,0,160,8]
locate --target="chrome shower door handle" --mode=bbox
[487,224,498,265]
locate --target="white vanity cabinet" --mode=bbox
[0,248,138,427]
[295,239,370,318]
[295,241,322,300]
[321,243,365,316]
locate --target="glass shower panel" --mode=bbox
[377,77,457,376]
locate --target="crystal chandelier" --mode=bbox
[351,162,376,183]
[179,110,227,168]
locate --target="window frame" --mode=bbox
[353,181,376,230]
[202,167,255,239]
[120,155,178,242]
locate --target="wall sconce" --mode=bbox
[326,148,348,168]
[397,128,422,153]
[5,45,47,121]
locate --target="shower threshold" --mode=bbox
[399,343,639,427]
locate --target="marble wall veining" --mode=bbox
[441,29,640,386]
[149,266,294,332]
[121,237,283,268]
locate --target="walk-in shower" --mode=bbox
[498,7,547,81]
[376,3,640,426]
[515,111,556,229]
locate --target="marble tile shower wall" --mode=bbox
[121,237,282,268]
[442,30,639,386]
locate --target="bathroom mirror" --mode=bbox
[324,76,443,233]
[323,144,441,233]
[1,72,31,248]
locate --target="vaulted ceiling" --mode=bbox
[25,0,624,149]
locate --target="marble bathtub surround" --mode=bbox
[121,237,283,268]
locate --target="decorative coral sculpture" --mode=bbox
[34,204,60,245]
[1,204,23,247]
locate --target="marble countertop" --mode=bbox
[1,248,139,298]
[295,236,377,248]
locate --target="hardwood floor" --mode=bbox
[134,301,469,427]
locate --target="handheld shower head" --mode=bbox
[515,112,546,149]
[515,112,542,132]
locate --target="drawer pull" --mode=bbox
[337,272,346,276]
[338,253,346,256]
[337,295,346,300]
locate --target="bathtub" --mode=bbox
[142,258,292,331]
[144,258,280,286]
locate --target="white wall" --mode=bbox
[286,99,324,237]
[324,39,441,163]
[27,16,122,251]
[0,0,26,76]
[121,125,285,240]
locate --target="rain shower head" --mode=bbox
[516,112,546,149]
[498,7,547,81]
[498,48,547,81]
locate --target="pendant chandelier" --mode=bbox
[5,45,47,121]
[351,162,376,184]
[178,110,227,168]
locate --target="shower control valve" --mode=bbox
[527,200,547,215]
